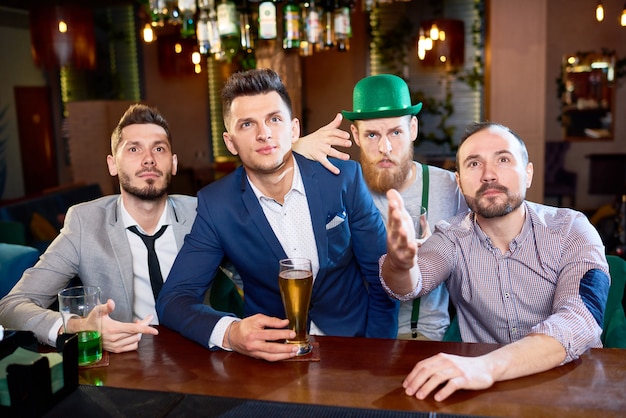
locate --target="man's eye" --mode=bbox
[270,116,281,123]
[129,147,137,152]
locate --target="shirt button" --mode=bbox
[511,327,517,333]
[504,292,510,298]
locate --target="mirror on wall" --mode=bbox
[561,52,616,140]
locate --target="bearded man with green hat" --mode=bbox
[343,74,468,341]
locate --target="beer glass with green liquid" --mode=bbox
[58,286,103,366]
[278,258,313,356]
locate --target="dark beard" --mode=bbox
[360,147,414,194]
[464,183,524,218]
[119,170,170,200]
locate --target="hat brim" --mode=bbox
[341,103,423,121]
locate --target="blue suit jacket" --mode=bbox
[157,154,398,347]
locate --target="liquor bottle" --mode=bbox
[206,0,223,59]
[303,0,321,47]
[178,0,197,38]
[283,0,301,50]
[321,0,334,50]
[216,0,239,38]
[258,1,277,40]
[196,9,210,54]
[333,0,350,51]
[240,0,254,51]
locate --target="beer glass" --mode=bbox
[58,286,103,366]
[278,258,313,356]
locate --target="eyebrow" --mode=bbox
[462,149,513,165]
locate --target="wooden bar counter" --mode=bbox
[78,327,625,417]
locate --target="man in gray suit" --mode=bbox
[0,104,196,353]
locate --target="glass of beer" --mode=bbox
[58,286,103,366]
[278,258,313,356]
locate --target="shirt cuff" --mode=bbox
[209,316,240,350]
[48,317,65,346]
[378,254,421,302]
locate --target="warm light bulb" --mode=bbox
[424,37,433,51]
[192,51,201,64]
[440,55,447,63]
[430,24,439,41]
[439,30,446,41]
[58,20,68,33]
[596,2,604,22]
[174,43,182,53]
[621,6,626,26]
[417,37,426,60]
[143,24,155,43]
[194,63,201,74]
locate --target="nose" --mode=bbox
[257,123,272,142]
[481,162,496,183]
[378,136,392,155]
[142,151,155,166]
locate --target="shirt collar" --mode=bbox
[120,198,171,234]
[472,202,531,254]
[248,155,305,203]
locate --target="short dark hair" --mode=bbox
[111,104,172,154]
[221,68,293,124]
[456,121,529,169]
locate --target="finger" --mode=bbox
[135,314,154,326]
[327,112,343,129]
[320,158,340,175]
[328,147,351,161]
[433,379,461,402]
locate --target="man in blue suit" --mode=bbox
[158,68,398,361]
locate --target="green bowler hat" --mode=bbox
[342,74,423,121]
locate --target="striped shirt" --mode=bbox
[381,201,610,362]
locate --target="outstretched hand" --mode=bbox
[293,113,352,175]
[224,313,299,361]
[386,189,418,272]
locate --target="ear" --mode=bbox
[291,118,301,144]
[106,155,118,176]
[525,162,534,188]
[223,132,239,156]
[350,124,361,147]
[171,154,178,176]
[410,116,418,143]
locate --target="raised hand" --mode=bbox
[293,113,352,175]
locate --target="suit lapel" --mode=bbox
[296,156,328,280]
[239,169,287,262]
[107,197,135,308]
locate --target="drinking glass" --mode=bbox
[407,205,428,240]
[278,258,313,356]
[58,286,103,366]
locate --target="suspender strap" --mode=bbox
[411,164,429,338]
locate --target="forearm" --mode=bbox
[380,254,421,298]
[483,333,567,383]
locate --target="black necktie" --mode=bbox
[128,225,168,301]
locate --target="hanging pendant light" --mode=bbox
[596,1,605,22]
[621,2,626,26]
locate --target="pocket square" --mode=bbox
[326,210,346,230]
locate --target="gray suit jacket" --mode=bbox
[0,194,196,345]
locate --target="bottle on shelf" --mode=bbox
[282,0,301,50]
[178,0,197,38]
[321,0,334,50]
[258,0,277,40]
[333,0,351,52]
[216,0,240,59]
[301,0,321,56]
[240,0,254,51]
